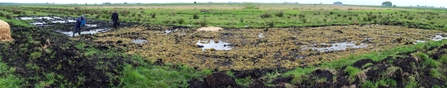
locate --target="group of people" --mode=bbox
[73,10,120,36]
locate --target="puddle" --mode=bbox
[85,24,98,27]
[51,20,68,23]
[132,39,148,44]
[414,40,426,44]
[165,30,172,34]
[17,17,34,20]
[258,33,264,38]
[302,42,368,52]
[431,35,447,41]
[30,22,46,26]
[56,28,110,37]
[196,40,232,51]
[67,20,76,23]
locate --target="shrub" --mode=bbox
[177,18,185,24]
[193,14,199,19]
[170,20,177,24]
[0,12,4,17]
[200,20,207,27]
[298,14,305,18]
[5,15,12,19]
[267,21,274,27]
[260,13,272,18]
[240,18,244,23]
[302,19,307,23]
[151,13,156,18]
[329,12,334,15]
[275,12,284,17]
[347,8,353,10]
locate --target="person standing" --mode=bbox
[74,14,86,37]
[111,10,119,29]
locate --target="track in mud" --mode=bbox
[83,24,447,71]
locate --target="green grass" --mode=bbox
[440,54,447,64]
[118,56,212,88]
[2,4,447,30]
[405,75,418,88]
[235,77,253,87]
[0,62,23,88]
[284,40,447,83]
[344,66,362,80]
[429,68,445,79]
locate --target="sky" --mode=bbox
[1,0,446,7]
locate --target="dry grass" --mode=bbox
[84,25,444,70]
[0,20,13,42]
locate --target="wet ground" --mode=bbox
[77,24,447,71]
[18,16,135,37]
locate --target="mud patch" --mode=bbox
[131,39,148,44]
[196,39,232,51]
[301,42,368,52]
[352,59,375,68]
[56,28,110,37]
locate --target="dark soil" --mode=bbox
[189,44,447,88]
[0,24,137,87]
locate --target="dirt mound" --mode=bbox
[281,44,447,87]
[352,59,375,68]
[197,26,223,32]
[0,20,13,42]
[204,72,239,88]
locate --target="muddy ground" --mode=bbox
[0,20,140,87]
[81,24,446,71]
[188,44,447,88]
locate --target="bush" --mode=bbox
[177,18,184,24]
[329,12,334,15]
[193,14,199,19]
[200,20,207,27]
[275,12,284,17]
[151,13,156,18]
[302,19,307,23]
[170,20,177,24]
[5,15,12,19]
[267,21,274,27]
[260,13,272,18]
[0,12,4,17]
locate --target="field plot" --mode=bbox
[84,25,445,70]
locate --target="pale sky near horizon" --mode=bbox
[1,0,446,7]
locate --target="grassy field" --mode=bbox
[1,4,447,29]
[1,3,447,88]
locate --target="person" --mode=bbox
[111,10,119,29]
[74,14,86,37]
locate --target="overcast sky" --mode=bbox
[1,0,445,7]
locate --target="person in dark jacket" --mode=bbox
[111,10,119,29]
[74,15,86,37]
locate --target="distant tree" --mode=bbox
[85,3,87,5]
[124,2,127,4]
[382,1,392,6]
[333,1,342,5]
[194,1,197,4]
[393,5,396,7]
